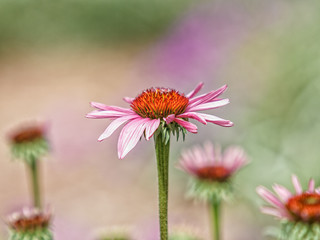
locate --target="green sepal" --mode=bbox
[187,178,234,203]
[278,220,320,240]
[9,228,53,240]
[153,120,187,144]
[11,138,49,164]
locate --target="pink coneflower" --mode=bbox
[257,175,320,239]
[6,207,53,240]
[179,142,247,184]
[178,142,247,240]
[87,83,233,240]
[86,82,233,159]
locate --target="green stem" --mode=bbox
[210,198,221,240]
[154,131,170,240]
[28,157,41,209]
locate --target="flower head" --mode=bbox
[87,83,233,159]
[8,123,49,164]
[257,175,320,240]
[178,142,247,201]
[6,207,53,240]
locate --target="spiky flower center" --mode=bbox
[131,88,189,119]
[9,212,50,232]
[11,126,44,144]
[195,166,230,182]
[286,193,320,223]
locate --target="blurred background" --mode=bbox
[1,0,320,239]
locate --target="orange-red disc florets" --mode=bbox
[11,126,45,144]
[196,166,231,182]
[131,88,189,119]
[286,193,320,223]
[9,213,51,231]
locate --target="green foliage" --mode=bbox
[0,0,192,50]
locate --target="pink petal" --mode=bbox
[292,175,303,194]
[98,115,139,141]
[123,97,134,103]
[177,112,207,125]
[223,147,247,171]
[204,141,215,162]
[260,207,283,218]
[188,99,230,112]
[214,144,222,164]
[272,184,292,202]
[90,102,133,113]
[308,178,315,192]
[256,186,284,208]
[197,113,233,127]
[188,84,228,107]
[174,118,198,133]
[186,82,204,98]
[86,110,132,119]
[164,114,175,124]
[117,118,149,159]
[145,119,161,140]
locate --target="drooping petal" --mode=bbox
[292,175,303,194]
[98,115,139,141]
[86,110,133,119]
[177,112,207,125]
[164,114,175,124]
[260,207,283,218]
[197,113,233,127]
[188,84,228,107]
[90,102,134,113]
[117,118,149,159]
[123,97,134,104]
[174,118,198,133]
[256,186,284,208]
[186,82,204,98]
[272,184,292,202]
[145,118,161,140]
[188,99,230,112]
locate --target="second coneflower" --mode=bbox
[178,142,248,240]
[257,175,320,240]
[87,83,233,240]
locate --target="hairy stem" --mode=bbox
[154,131,170,240]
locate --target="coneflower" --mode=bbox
[87,83,233,240]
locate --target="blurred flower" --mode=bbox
[87,82,233,159]
[257,175,320,240]
[178,142,248,201]
[6,207,53,240]
[7,122,49,209]
[8,122,49,164]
